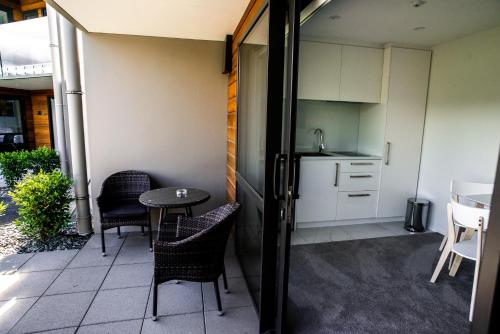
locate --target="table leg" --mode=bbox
[187,206,193,217]
[156,207,164,240]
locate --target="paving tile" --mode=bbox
[123,233,151,248]
[10,291,95,333]
[141,312,204,334]
[339,224,394,240]
[202,277,252,312]
[19,250,78,272]
[45,266,109,295]
[81,286,149,325]
[378,221,412,236]
[84,233,124,249]
[0,270,60,301]
[67,247,119,268]
[101,263,152,290]
[205,306,259,334]
[223,257,243,278]
[33,327,77,334]
[0,253,34,273]
[146,282,202,317]
[0,297,37,333]
[114,247,153,265]
[77,319,142,334]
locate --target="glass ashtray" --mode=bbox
[176,188,188,198]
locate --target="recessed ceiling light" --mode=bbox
[411,0,426,8]
[414,26,426,31]
[329,15,341,21]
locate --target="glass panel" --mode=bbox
[0,98,25,151]
[237,9,269,196]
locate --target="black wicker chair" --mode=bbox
[96,170,153,256]
[152,202,240,320]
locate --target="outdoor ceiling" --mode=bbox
[0,76,53,90]
[301,0,500,48]
[50,0,249,41]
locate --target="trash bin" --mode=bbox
[404,198,430,232]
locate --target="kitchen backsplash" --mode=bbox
[296,100,360,152]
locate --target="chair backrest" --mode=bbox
[100,170,151,202]
[451,200,490,230]
[450,180,493,202]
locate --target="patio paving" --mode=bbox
[0,231,258,334]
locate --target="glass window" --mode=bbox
[0,97,25,151]
[23,9,39,20]
[0,5,13,24]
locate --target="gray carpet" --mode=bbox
[287,233,473,334]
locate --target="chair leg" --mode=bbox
[152,282,158,321]
[213,280,224,316]
[101,227,106,257]
[438,235,447,251]
[117,226,122,239]
[222,266,229,293]
[141,226,146,236]
[449,255,463,277]
[470,259,480,322]
[431,243,452,283]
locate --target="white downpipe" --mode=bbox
[47,4,69,176]
[58,15,92,235]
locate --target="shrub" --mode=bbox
[0,200,7,216]
[0,147,60,189]
[9,170,73,241]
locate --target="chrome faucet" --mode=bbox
[314,128,326,152]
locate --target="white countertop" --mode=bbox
[298,152,383,160]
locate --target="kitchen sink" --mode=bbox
[297,152,332,157]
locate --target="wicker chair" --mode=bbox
[96,170,153,256]
[152,202,240,320]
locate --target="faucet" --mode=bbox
[314,128,326,152]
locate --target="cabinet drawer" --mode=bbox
[339,172,380,191]
[336,191,379,220]
[340,160,381,173]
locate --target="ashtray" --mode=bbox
[176,189,188,198]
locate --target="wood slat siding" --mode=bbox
[226,0,266,201]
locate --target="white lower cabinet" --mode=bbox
[336,191,379,220]
[295,159,339,223]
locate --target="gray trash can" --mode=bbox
[404,198,430,232]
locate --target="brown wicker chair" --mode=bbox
[152,202,240,320]
[96,170,153,256]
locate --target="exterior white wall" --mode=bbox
[417,26,500,234]
[80,33,228,228]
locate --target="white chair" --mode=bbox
[430,201,489,322]
[438,180,493,251]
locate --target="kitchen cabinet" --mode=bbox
[336,191,379,220]
[377,47,431,218]
[295,159,340,223]
[298,41,341,101]
[340,45,383,103]
[298,41,383,103]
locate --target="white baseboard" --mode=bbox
[296,216,405,229]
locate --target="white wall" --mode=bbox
[80,33,228,229]
[417,26,500,234]
[296,100,360,152]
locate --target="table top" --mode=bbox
[463,194,492,207]
[139,187,210,208]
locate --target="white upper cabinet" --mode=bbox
[340,45,383,103]
[298,41,383,103]
[377,47,431,218]
[298,41,341,101]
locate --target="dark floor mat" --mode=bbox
[287,233,472,334]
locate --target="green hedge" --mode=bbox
[10,170,73,241]
[0,147,60,189]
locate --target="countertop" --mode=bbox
[297,152,383,160]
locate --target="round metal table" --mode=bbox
[139,187,211,228]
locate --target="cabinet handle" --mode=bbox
[385,142,391,165]
[348,194,371,197]
[351,162,373,166]
[334,162,340,187]
[350,175,372,179]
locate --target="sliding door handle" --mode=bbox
[385,142,391,165]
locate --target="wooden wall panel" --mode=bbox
[30,92,52,148]
[226,0,266,201]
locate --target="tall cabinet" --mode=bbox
[360,47,431,219]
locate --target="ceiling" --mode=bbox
[50,0,249,41]
[301,0,500,48]
[0,76,53,90]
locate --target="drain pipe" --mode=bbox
[47,4,69,176]
[58,15,92,235]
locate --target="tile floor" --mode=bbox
[0,232,258,334]
[291,221,421,245]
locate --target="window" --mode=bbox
[0,5,13,24]
[0,97,25,151]
[23,9,39,20]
